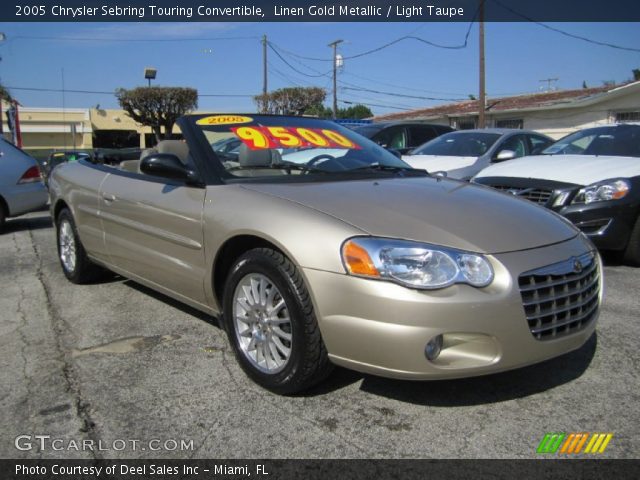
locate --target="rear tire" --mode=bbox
[0,201,6,231]
[623,216,640,266]
[222,248,333,394]
[56,208,103,283]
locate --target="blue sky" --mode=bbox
[0,21,638,115]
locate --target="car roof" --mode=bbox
[367,121,452,128]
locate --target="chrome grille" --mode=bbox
[493,185,553,205]
[518,252,600,341]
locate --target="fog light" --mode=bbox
[425,335,443,361]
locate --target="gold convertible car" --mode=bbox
[49,114,602,394]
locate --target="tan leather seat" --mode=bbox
[157,140,190,165]
[119,160,141,173]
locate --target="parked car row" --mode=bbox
[474,124,640,265]
[354,121,639,266]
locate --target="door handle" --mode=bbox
[102,193,116,202]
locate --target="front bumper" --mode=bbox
[304,235,600,380]
[556,201,638,251]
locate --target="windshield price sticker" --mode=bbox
[231,126,361,150]
[197,115,254,125]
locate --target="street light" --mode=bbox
[144,67,157,87]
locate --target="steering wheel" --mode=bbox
[306,154,336,167]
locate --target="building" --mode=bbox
[0,104,183,159]
[373,81,640,139]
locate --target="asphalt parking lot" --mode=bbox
[1,211,638,459]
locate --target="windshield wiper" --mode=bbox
[228,162,326,174]
[345,163,426,175]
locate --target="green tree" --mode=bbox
[116,86,198,142]
[633,69,640,81]
[337,104,373,119]
[0,83,12,102]
[254,87,326,115]
[304,103,333,118]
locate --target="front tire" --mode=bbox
[56,208,102,283]
[623,216,640,266]
[222,248,332,394]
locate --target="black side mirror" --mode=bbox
[140,153,202,186]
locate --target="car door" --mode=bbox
[99,157,207,305]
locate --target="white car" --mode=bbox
[473,124,640,265]
[402,129,552,180]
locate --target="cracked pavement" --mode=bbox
[1,212,638,459]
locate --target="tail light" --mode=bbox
[17,166,42,184]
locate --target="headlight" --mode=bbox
[341,237,494,290]
[572,179,630,205]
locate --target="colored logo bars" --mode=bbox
[537,433,613,454]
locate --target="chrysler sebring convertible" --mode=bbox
[49,114,601,394]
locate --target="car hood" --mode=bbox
[475,154,640,185]
[241,177,577,254]
[402,154,478,172]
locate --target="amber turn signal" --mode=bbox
[342,240,380,277]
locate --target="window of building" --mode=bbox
[144,133,183,148]
[495,119,524,129]
[452,117,477,130]
[615,111,640,123]
[93,130,139,149]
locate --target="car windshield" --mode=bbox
[542,125,640,157]
[411,132,501,157]
[192,114,419,180]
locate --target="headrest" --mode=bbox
[238,143,280,167]
[157,140,190,165]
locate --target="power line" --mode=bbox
[268,43,332,78]
[5,86,254,97]
[342,71,469,97]
[340,99,412,111]
[267,9,479,63]
[341,86,465,102]
[490,0,640,53]
[338,90,417,109]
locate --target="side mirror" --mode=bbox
[494,149,516,162]
[140,153,202,186]
[431,171,448,178]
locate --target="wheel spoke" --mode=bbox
[272,337,291,357]
[268,341,282,365]
[268,298,285,316]
[259,277,268,306]
[269,315,290,325]
[250,277,260,306]
[272,326,292,342]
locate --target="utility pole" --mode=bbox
[478,0,486,129]
[262,34,268,97]
[328,39,343,119]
